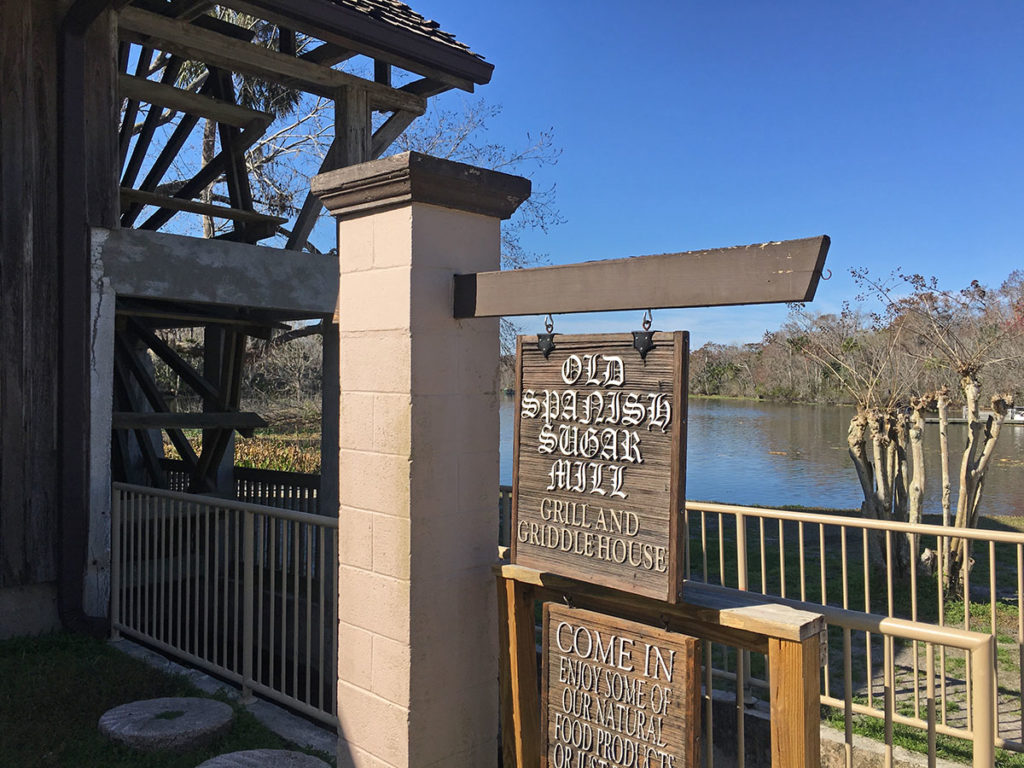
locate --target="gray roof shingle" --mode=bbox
[328,0,485,63]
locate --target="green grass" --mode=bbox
[0,632,334,768]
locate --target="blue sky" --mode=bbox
[406,0,1023,347]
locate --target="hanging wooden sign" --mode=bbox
[542,603,701,768]
[511,332,688,602]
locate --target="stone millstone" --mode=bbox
[98,697,234,752]
[196,750,330,768]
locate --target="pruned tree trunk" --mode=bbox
[936,389,952,526]
[947,383,1014,592]
[906,396,929,574]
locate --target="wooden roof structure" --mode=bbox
[115,0,490,252]
[96,0,493,494]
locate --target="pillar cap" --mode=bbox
[311,151,531,221]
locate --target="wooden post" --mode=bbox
[498,577,541,768]
[768,635,821,768]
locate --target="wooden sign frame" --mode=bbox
[511,332,688,603]
[540,603,701,768]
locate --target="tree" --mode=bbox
[783,301,925,572]
[789,270,1023,584]
[876,271,1022,588]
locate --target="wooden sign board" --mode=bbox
[511,333,688,602]
[542,603,701,768]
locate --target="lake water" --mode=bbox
[499,397,1024,515]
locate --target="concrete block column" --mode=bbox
[312,152,530,768]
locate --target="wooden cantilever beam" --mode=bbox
[453,235,830,318]
[118,73,273,129]
[119,6,427,113]
[120,187,286,226]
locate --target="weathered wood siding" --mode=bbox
[0,0,61,588]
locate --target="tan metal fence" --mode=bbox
[684,501,1019,764]
[111,482,338,727]
[499,487,1005,766]
[159,460,321,517]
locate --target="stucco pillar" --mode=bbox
[312,152,530,768]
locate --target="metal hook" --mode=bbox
[538,314,556,358]
[633,309,656,361]
[821,268,832,281]
[562,594,575,609]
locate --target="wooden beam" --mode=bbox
[399,77,452,99]
[370,109,418,159]
[453,236,831,318]
[93,227,338,316]
[120,187,287,226]
[118,45,153,169]
[118,73,273,129]
[118,7,427,113]
[112,411,267,430]
[300,43,357,67]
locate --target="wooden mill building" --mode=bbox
[0,0,491,637]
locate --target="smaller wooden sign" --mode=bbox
[542,603,701,768]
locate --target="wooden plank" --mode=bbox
[1,0,61,588]
[499,577,542,768]
[120,187,287,225]
[768,636,821,768]
[111,411,267,430]
[453,236,831,318]
[511,332,688,603]
[118,73,273,129]
[118,6,427,113]
[541,604,701,768]
[500,564,825,647]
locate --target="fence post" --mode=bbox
[242,509,255,703]
[971,637,995,768]
[768,634,821,768]
[735,510,748,591]
[111,487,121,639]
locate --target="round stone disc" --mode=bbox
[196,749,330,767]
[98,697,234,752]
